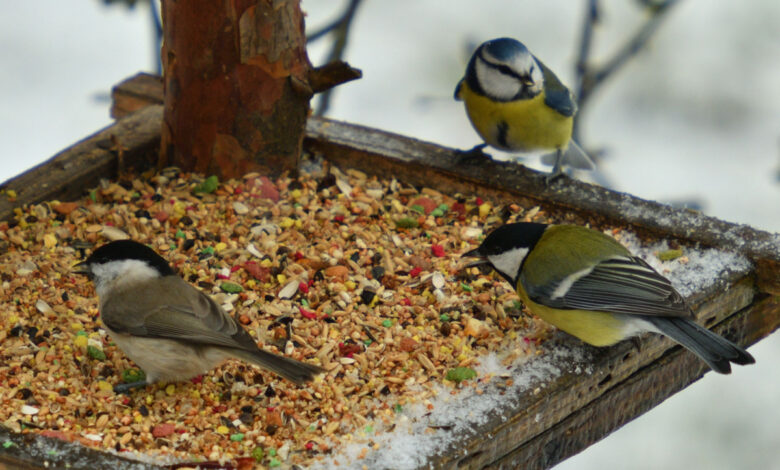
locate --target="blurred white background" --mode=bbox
[1,1,778,468]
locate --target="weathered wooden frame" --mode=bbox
[0,73,777,469]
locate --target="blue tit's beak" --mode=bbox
[461,248,489,268]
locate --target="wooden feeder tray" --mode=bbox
[0,73,778,469]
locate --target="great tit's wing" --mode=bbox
[454,78,464,101]
[534,57,576,118]
[525,255,691,317]
[100,276,257,350]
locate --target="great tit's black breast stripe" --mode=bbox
[496,121,510,149]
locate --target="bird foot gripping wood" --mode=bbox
[454,143,491,164]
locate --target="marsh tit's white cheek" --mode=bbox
[108,332,233,383]
[90,259,160,299]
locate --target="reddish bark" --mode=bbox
[160,0,311,178]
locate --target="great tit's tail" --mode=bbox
[540,140,595,171]
[644,316,754,374]
[232,348,324,385]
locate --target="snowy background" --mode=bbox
[1,1,778,468]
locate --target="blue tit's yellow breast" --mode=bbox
[459,82,574,153]
[515,284,629,347]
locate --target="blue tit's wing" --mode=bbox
[540,140,596,170]
[534,57,577,118]
[101,276,258,351]
[525,256,691,317]
[454,78,464,101]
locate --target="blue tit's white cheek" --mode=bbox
[475,58,521,101]
[487,247,529,282]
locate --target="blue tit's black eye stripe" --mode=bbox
[494,64,528,84]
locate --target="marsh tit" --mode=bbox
[74,240,323,392]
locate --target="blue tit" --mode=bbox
[454,38,595,179]
[463,223,755,374]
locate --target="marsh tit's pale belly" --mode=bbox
[109,331,234,383]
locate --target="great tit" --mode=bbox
[454,38,595,179]
[463,223,755,374]
[74,240,323,392]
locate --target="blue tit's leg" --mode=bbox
[545,149,566,185]
[113,380,149,394]
[454,143,491,164]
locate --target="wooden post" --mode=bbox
[159,0,312,178]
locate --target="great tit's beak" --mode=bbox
[72,261,91,276]
[461,248,489,268]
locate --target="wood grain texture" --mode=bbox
[0,425,158,470]
[159,0,311,178]
[0,105,162,224]
[111,73,163,119]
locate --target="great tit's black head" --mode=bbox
[463,222,548,284]
[465,37,544,102]
[77,240,174,277]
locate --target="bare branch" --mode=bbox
[573,0,600,111]
[308,61,362,94]
[574,0,680,143]
[149,0,162,74]
[310,0,363,116]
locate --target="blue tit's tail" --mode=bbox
[540,140,595,171]
[643,316,755,374]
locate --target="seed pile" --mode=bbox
[0,165,577,467]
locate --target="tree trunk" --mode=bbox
[159,0,311,178]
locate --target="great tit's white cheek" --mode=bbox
[475,58,521,101]
[487,247,529,283]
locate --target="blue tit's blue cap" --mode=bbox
[482,38,529,61]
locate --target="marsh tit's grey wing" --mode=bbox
[101,276,322,384]
[100,276,251,350]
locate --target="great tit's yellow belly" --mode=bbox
[516,285,628,347]
[459,83,573,153]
